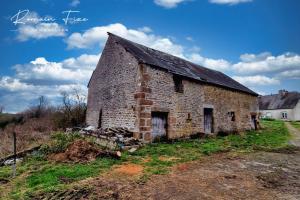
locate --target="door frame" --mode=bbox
[204,108,214,134]
[151,111,168,140]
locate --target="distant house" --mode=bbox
[259,90,300,121]
[86,33,259,141]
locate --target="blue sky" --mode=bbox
[0,0,300,113]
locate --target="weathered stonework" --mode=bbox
[86,35,259,141]
[86,36,139,132]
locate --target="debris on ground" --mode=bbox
[0,178,9,184]
[128,147,137,153]
[0,145,41,166]
[65,126,146,151]
[3,158,23,166]
[28,186,92,200]
[48,139,121,163]
[257,169,287,189]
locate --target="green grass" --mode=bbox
[291,121,300,131]
[125,120,290,179]
[26,158,119,190]
[0,120,291,199]
[4,156,121,199]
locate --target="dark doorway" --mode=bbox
[251,114,257,130]
[98,109,102,128]
[151,112,168,140]
[204,108,213,134]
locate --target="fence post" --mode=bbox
[12,131,16,178]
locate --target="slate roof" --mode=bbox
[259,92,300,110]
[108,33,258,96]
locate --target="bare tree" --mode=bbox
[0,105,4,114]
[58,88,87,128]
[21,96,49,119]
[36,96,48,118]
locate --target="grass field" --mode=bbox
[0,120,291,199]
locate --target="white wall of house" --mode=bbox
[260,100,300,121]
[293,100,300,121]
[260,109,294,121]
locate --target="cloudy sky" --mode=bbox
[1,0,300,113]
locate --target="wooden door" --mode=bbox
[251,114,257,130]
[151,112,168,139]
[204,108,213,134]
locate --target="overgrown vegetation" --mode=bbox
[0,113,22,129]
[0,89,87,159]
[291,121,300,131]
[0,120,291,199]
[40,132,82,154]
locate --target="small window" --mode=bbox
[98,109,102,128]
[173,75,183,93]
[281,112,287,119]
[228,112,235,121]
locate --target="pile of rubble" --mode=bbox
[48,139,122,163]
[66,126,146,150]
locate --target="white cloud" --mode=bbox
[0,53,99,112]
[65,23,185,57]
[13,11,66,41]
[17,23,65,41]
[154,0,188,8]
[187,53,231,71]
[233,52,300,75]
[232,75,280,86]
[65,23,230,71]
[13,55,97,84]
[277,69,300,79]
[239,52,271,63]
[70,0,80,7]
[209,0,252,5]
[0,77,34,92]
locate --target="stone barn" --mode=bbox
[86,33,258,141]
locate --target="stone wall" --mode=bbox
[137,65,258,140]
[86,36,139,132]
[202,85,258,133]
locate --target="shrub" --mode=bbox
[40,132,82,154]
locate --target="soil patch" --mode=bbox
[113,164,144,176]
[175,163,191,171]
[48,139,101,163]
[79,151,300,200]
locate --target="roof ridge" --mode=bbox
[107,32,221,73]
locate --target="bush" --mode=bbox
[261,118,275,121]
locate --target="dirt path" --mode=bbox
[285,122,300,147]
[66,149,299,200]
[33,152,300,200]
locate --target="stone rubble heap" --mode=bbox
[66,126,146,150]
